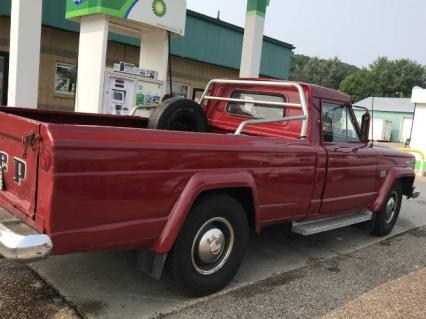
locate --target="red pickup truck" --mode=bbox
[0,79,419,296]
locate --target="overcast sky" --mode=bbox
[187,0,426,68]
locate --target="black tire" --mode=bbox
[148,98,209,132]
[371,182,403,236]
[170,194,249,297]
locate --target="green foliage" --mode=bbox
[340,57,426,102]
[289,54,359,90]
[339,70,374,102]
[290,54,426,102]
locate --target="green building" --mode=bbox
[354,97,415,143]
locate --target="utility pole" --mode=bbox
[240,0,270,78]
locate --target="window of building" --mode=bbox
[172,82,190,99]
[0,53,8,105]
[55,63,77,95]
[192,88,205,103]
[322,103,361,143]
[227,92,286,120]
[0,56,5,105]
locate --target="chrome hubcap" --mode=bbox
[197,228,225,264]
[384,191,398,224]
[191,217,234,275]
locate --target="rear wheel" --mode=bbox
[170,194,249,297]
[371,182,403,236]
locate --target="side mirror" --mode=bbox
[360,112,371,144]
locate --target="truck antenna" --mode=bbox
[371,96,375,145]
[167,31,173,95]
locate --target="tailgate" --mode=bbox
[0,111,40,218]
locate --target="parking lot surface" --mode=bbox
[322,267,426,319]
[164,227,426,319]
[0,259,80,319]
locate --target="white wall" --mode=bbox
[240,14,265,78]
[411,87,426,159]
[75,15,109,113]
[139,30,169,83]
[7,0,42,108]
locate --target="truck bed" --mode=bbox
[0,106,150,129]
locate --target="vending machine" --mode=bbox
[102,63,164,116]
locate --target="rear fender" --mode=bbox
[151,171,260,254]
[370,167,415,212]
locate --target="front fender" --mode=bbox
[370,167,415,212]
[151,170,260,254]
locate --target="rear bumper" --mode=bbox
[0,207,52,261]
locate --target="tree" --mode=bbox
[289,54,359,90]
[339,70,374,102]
[289,54,311,77]
[340,57,426,102]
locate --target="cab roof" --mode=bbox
[232,78,352,104]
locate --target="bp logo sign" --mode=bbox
[66,0,185,36]
[73,0,167,18]
[152,0,167,17]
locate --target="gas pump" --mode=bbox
[102,63,164,116]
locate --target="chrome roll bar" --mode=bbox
[199,79,309,137]
[130,105,156,116]
[234,115,308,135]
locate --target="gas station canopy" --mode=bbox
[64,0,188,114]
[66,0,186,36]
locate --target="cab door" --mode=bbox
[320,102,378,214]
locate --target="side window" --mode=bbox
[322,103,361,143]
[227,92,286,120]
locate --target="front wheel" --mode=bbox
[170,194,249,297]
[371,182,403,236]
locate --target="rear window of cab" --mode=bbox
[227,92,287,120]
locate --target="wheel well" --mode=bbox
[400,176,415,196]
[196,188,256,230]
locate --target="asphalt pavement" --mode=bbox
[163,226,426,319]
[0,258,80,319]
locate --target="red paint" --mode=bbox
[0,112,40,219]
[0,79,417,256]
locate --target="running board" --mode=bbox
[291,210,373,236]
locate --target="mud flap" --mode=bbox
[136,250,168,280]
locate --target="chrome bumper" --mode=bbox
[0,207,52,261]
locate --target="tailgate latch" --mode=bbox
[22,132,39,159]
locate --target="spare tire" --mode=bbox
[148,98,209,132]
